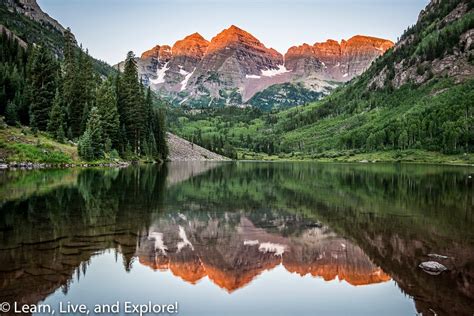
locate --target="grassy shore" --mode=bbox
[238,149,474,165]
[0,126,77,164]
[0,125,128,166]
[1,125,472,166]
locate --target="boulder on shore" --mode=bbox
[419,261,448,275]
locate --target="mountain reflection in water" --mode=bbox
[137,214,390,292]
[0,162,472,316]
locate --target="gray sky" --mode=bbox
[38,0,429,65]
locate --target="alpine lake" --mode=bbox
[0,162,472,316]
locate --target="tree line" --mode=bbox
[0,28,168,161]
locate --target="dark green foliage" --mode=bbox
[150,108,168,160]
[28,45,58,131]
[47,89,66,142]
[0,5,116,77]
[65,42,97,138]
[96,78,120,149]
[78,107,104,160]
[118,51,146,155]
[5,100,18,125]
[417,11,474,61]
[1,22,167,162]
[0,29,29,124]
[168,106,264,157]
[248,82,326,111]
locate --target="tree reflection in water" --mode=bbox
[0,162,472,315]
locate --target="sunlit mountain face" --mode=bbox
[0,163,472,315]
[116,25,393,108]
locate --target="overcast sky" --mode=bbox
[37,0,429,65]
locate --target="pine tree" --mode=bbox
[119,51,145,155]
[151,108,168,160]
[78,106,104,160]
[69,48,87,137]
[96,78,120,149]
[65,44,96,138]
[5,100,18,126]
[47,89,66,142]
[62,28,80,138]
[29,45,58,131]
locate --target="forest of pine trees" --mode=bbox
[0,28,168,161]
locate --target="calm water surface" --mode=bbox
[0,162,472,316]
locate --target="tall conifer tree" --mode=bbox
[29,45,58,131]
[96,78,120,149]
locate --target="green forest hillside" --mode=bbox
[0,3,169,164]
[169,0,474,163]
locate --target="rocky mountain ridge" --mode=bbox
[368,0,474,90]
[119,25,393,109]
[2,0,65,33]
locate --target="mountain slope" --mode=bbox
[124,26,393,109]
[0,0,115,76]
[168,0,473,162]
[267,0,473,157]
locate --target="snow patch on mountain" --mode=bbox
[244,240,259,246]
[180,68,195,91]
[261,65,290,77]
[150,62,169,84]
[246,74,261,79]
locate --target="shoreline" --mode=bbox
[1,158,473,171]
[0,161,132,170]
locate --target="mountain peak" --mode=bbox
[141,44,172,60]
[345,35,394,50]
[207,25,274,55]
[185,32,207,41]
[172,32,209,58]
[228,24,243,32]
[215,25,258,41]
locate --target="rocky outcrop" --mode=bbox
[0,25,28,48]
[185,25,284,101]
[123,26,393,108]
[141,45,172,61]
[2,0,65,33]
[166,133,229,161]
[369,0,474,90]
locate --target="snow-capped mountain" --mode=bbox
[118,25,394,108]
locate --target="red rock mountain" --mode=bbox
[123,26,394,108]
[141,45,172,60]
[286,35,394,81]
[172,32,209,58]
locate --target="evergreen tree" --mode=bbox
[119,51,146,155]
[47,89,66,142]
[5,100,18,126]
[29,45,58,131]
[62,28,80,138]
[78,107,104,160]
[151,108,168,160]
[65,42,97,138]
[96,78,120,149]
